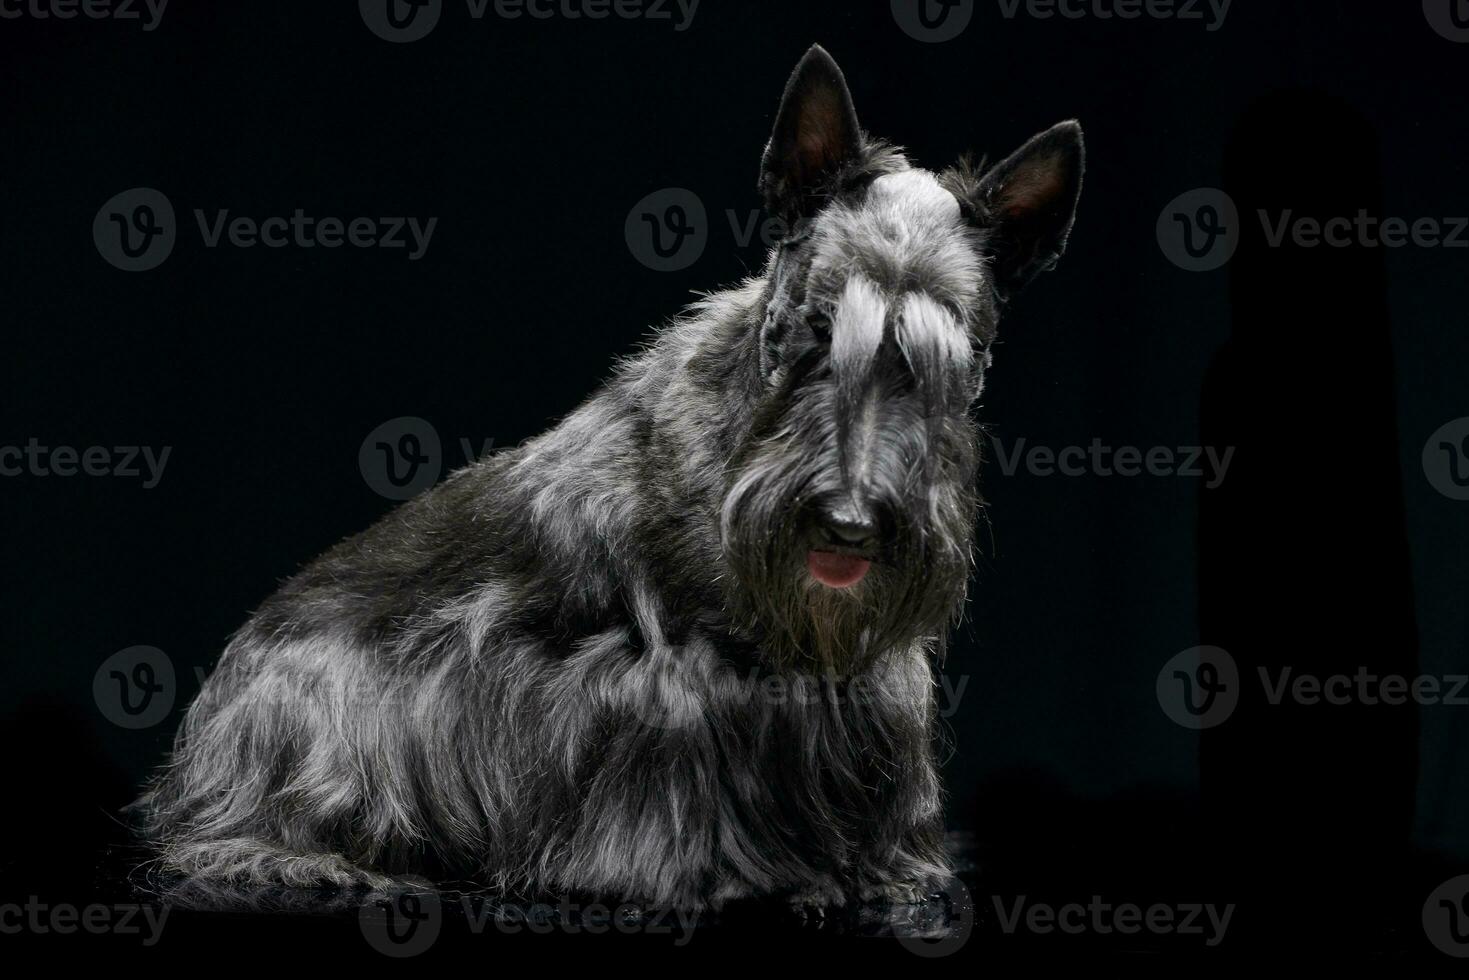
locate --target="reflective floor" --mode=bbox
[96,834,980,946]
[12,826,1451,960]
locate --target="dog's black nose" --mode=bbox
[817,506,878,549]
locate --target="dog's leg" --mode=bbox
[846,652,954,906]
[852,824,952,905]
[154,833,399,890]
[135,631,449,892]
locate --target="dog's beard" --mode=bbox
[720,462,976,674]
[779,567,913,673]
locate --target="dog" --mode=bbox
[133,44,1084,910]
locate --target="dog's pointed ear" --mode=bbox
[759,44,864,225]
[964,120,1085,300]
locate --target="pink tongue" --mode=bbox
[807,551,872,588]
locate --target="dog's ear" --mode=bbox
[961,120,1085,300]
[759,44,863,225]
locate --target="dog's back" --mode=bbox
[135,295,944,904]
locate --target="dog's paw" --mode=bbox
[857,879,934,906]
[786,880,847,920]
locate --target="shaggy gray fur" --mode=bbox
[133,44,1084,909]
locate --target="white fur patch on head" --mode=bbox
[806,167,984,315]
[868,170,963,224]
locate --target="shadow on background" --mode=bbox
[1200,90,1420,944]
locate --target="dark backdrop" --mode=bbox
[2,0,1467,961]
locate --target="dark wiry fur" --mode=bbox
[132,45,1083,909]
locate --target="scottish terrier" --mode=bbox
[134,45,1084,909]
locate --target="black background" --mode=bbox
[2,0,1467,963]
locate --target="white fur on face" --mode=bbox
[897,290,978,405]
[832,275,888,486]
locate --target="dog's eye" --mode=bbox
[807,313,832,342]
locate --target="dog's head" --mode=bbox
[721,45,1084,671]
